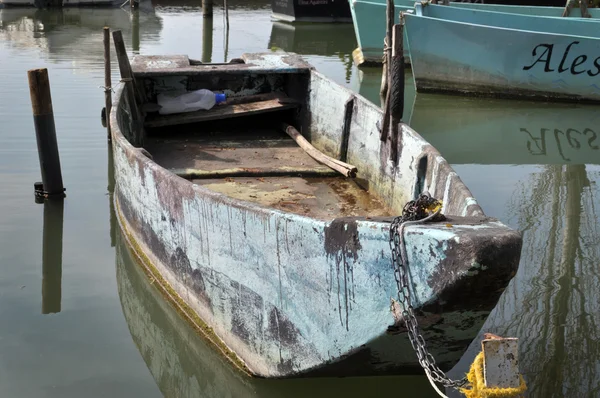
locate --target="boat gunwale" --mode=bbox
[407,3,600,41]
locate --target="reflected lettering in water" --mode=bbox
[406,93,600,165]
[522,127,599,162]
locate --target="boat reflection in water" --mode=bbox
[408,95,600,166]
[0,6,162,60]
[114,230,442,398]
[268,21,356,83]
[407,94,600,397]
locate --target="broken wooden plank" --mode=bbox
[281,123,358,178]
[145,98,299,128]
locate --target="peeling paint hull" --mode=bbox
[109,52,522,378]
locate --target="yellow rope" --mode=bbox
[459,352,527,398]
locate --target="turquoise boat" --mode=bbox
[349,0,600,66]
[405,4,600,102]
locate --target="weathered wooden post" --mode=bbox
[132,9,140,54]
[28,68,66,201]
[203,0,213,17]
[41,199,63,314]
[103,27,112,139]
[202,15,214,63]
[389,19,405,139]
[112,29,144,147]
[380,16,405,164]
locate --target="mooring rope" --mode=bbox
[99,85,114,93]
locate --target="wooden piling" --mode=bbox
[132,9,140,53]
[42,199,64,314]
[202,16,214,63]
[203,0,213,17]
[103,27,112,139]
[388,21,404,164]
[379,0,394,141]
[28,68,65,200]
[112,29,143,146]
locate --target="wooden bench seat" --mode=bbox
[144,94,300,128]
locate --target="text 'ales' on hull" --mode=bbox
[109,49,522,378]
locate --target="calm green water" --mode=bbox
[1,1,599,397]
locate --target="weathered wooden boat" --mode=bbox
[109,48,522,378]
[405,3,600,102]
[271,0,352,23]
[349,0,600,66]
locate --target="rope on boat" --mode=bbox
[459,352,527,398]
[99,85,114,93]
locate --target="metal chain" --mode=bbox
[389,193,468,389]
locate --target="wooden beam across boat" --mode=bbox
[144,94,300,128]
[172,166,340,179]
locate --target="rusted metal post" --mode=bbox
[482,337,521,390]
[41,199,63,314]
[103,27,112,139]
[28,68,66,201]
[203,0,213,17]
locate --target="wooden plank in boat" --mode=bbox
[144,136,329,174]
[144,99,299,128]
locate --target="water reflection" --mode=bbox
[41,198,64,314]
[0,6,162,63]
[409,95,600,165]
[268,21,355,82]
[406,96,600,397]
[489,163,600,397]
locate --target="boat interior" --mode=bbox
[126,55,394,220]
[144,116,392,220]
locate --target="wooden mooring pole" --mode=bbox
[203,0,213,17]
[202,15,214,63]
[28,68,66,201]
[103,26,112,139]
